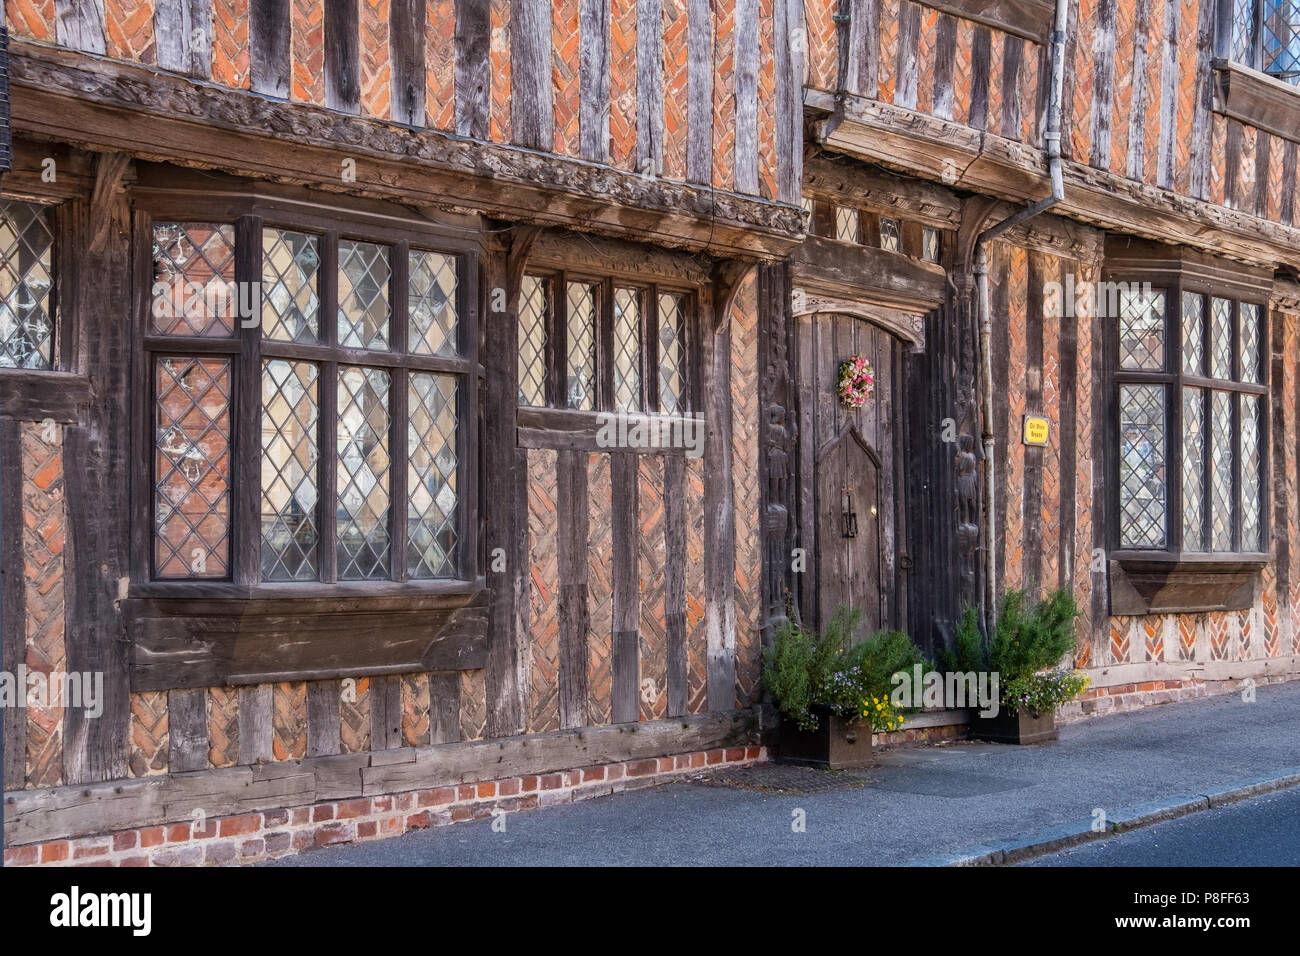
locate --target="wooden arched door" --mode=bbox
[795,311,902,636]
[815,427,883,633]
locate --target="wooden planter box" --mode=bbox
[776,706,874,769]
[970,707,1058,744]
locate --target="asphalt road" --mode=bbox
[1024,787,1300,866]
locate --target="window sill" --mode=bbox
[125,585,489,691]
[1108,555,1266,615]
[1213,58,1300,145]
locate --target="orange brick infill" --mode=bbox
[4,745,767,868]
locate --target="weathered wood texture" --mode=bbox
[125,591,490,691]
[0,421,26,789]
[250,0,292,97]
[390,0,427,126]
[154,0,213,78]
[11,42,803,260]
[6,712,759,846]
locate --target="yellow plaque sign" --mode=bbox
[1023,415,1050,447]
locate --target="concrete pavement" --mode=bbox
[266,681,1300,867]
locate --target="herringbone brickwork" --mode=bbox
[638,455,667,720]
[22,423,65,789]
[587,453,614,725]
[527,448,561,733]
[361,0,393,118]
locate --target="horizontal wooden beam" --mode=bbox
[789,234,947,311]
[803,155,964,228]
[126,589,489,691]
[3,710,759,846]
[808,89,1300,270]
[0,371,90,422]
[517,406,703,454]
[9,41,803,261]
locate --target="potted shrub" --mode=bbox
[763,607,925,769]
[940,590,1090,744]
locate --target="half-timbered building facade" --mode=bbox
[0,0,1297,865]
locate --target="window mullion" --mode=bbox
[599,277,615,412]
[391,242,410,583]
[320,231,340,584]
[235,214,263,587]
[646,284,661,413]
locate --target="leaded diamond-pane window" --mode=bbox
[1181,292,1204,375]
[658,292,686,416]
[613,287,642,412]
[922,226,940,263]
[1210,297,1233,379]
[338,240,390,350]
[337,366,391,580]
[0,200,55,369]
[835,206,859,243]
[1239,303,1261,384]
[1182,387,1207,552]
[565,281,597,411]
[1241,393,1262,551]
[147,211,472,587]
[152,222,237,337]
[1119,287,1166,371]
[1114,278,1269,560]
[409,250,458,356]
[518,274,548,407]
[1231,0,1300,85]
[408,374,458,579]
[154,357,232,578]
[880,217,901,253]
[1119,384,1167,549]
[261,360,320,581]
[262,229,320,344]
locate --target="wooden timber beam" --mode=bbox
[7,41,804,261]
[807,88,1300,270]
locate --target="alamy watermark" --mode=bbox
[1043,276,1157,319]
[890,664,1000,718]
[595,411,705,458]
[0,667,105,719]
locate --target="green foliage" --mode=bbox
[936,589,1089,715]
[762,606,929,731]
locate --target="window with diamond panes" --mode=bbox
[879,217,901,253]
[1113,282,1269,558]
[0,200,56,369]
[146,216,470,585]
[835,206,859,243]
[517,272,694,417]
[1230,0,1300,84]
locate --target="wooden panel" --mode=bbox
[369,674,402,750]
[428,671,461,744]
[895,1,921,111]
[125,590,490,691]
[733,0,759,194]
[686,0,711,184]
[911,0,1056,44]
[586,453,614,723]
[579,0,610,161]
[306,680,341,757]
[664,453,688,717]
[773,0,802,202]
[323,0,360,113]
[167,687,208,773]
[154,0,214,78]
[636,0,664,173]
[454,0,490,138]
[512,0,553,149]
[527,448,560,733]
[236,684,272,765]
[250,0,292,97]
[390,0,427,126]
[556,450,590,729]
[55,0,106,54]
[611,453,640,722]
[61,177,131,787]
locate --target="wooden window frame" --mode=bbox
[518,268,700,420]
[129,190,482,601]
[1107,281,1270,565]
[1220,0,1300,84]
